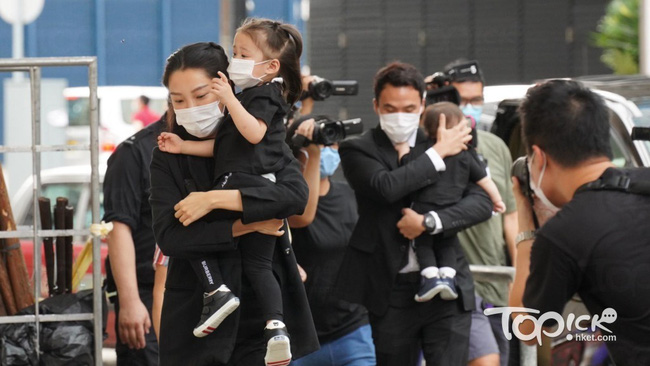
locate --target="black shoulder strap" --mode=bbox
[576,168,650,196]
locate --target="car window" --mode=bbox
[629,97,650,157]
[609,112,641,167]
[67,98,101,127]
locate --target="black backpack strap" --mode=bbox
[576,168,650,196]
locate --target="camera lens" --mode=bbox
[511,156,531,198]
[310,80,333,101]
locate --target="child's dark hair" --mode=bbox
[161,42,229,131]
[421,102,465,138]
[237,17,303,106]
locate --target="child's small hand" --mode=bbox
[493,200,506,214]
[212,71,237,106]
[158,132,184,154]
[394,141,410,160]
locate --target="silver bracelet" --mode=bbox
[515,230,537,248]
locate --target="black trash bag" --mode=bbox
[0,290,106,366]
[0,322,37,365]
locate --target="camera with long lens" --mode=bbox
[288,115,363,149]
[425,60,483,106]
[303,76,359,101]
[511,156,532,199]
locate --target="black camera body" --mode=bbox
[304,76,359,101]
[425,60,483,106]
[312,117,363,145]
[289,116,363,149]
[425,85,461,106]
[511,156,533,199]
[631,127,650,141]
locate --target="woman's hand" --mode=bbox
[174,192,214,226]
[297,264,307,283]
[158,132,184,154]
[212,71,238,107]
[432,114,472,158]
[249,219,285,236]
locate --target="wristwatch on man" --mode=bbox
[422,212,437,233]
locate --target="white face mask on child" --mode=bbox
[227,58,271,90]
[174,101,224,138]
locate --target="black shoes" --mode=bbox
[414,275,458,302]
[264,321,292,366]
[193,290,240,338]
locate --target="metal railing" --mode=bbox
[0,57,102,366]
[469,265,537,366]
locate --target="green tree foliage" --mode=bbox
[593,0,639,74]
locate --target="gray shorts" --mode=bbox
[468,294,510,366]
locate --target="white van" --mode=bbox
[62,86,168,164]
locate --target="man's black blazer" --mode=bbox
[336,126,493,316]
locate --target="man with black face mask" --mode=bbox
[335,62,493,366]
[509,80,650,365]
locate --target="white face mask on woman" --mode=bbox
[379,112,421,144]
[227,58,271,90]
[174,100,224,138]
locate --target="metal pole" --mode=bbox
[641,0,650,75]
[0,57,98,67]
[29,65,42,355]
[88,58,103,366]
[12,0,24,81]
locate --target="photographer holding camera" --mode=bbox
[284,76,375,365]
[509,80,650,365]
[427,59,517,366]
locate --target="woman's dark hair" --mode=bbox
[237,18,303,106]
[520,79,613,167]
[161,42,229,132]
[373,61,425,101]
[421,102,464,138]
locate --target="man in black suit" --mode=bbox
[336,62,493,365]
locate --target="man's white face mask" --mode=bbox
[379,111,421,144]
[528,152,560,214]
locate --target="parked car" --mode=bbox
[10,164,116,347]
[60,86,167,165]
[482,83,650,168]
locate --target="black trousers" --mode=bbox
[114,287,159,366]
[369,273,471,366]
[189,172,283,321]
[413,233,457,270]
